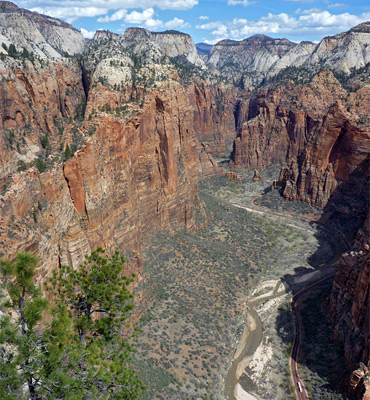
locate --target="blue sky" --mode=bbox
[15,0,370,44]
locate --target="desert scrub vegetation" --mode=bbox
[132,175,332,399]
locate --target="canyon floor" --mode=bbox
[132,165,352,400]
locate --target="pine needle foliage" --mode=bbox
[0,249,144,400]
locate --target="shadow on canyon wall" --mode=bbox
[274,157,369,399]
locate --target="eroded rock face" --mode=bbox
[329,228,370,399]
[208,34,297,88]
[0,1,85,58]
[0,79,205,278]
[152,31,206,69]
[277,98,370,208]
[0,58,85,184]
[188,81,246,156]
[206,22,370,89]
[231,71,350,170]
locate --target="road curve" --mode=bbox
[227,192,343,400]
[290,274,335,400]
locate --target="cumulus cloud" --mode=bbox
[97,8,127,22]
[164,17,190,29]
[80,28,96,38]
[22,0,198,22]
[118,8,190,30]
[196,10,370,39]
[31,6,109,23]
[199,16,209,20]
[125,8,155,24]
[227,0,257,6]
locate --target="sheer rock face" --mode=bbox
[231,71,349,169]
[206,22,370,89]
[277,97,370,208]
[152,31,206,69]
[329,228,370,399]
[0,78,206,277]
[188,81,247,156]
[208,34,297,88]
[0,1,85,58]
[0,58,85,184]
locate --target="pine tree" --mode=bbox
[0,249,144,400]
[47,248,144,399]
[63,143,71,161]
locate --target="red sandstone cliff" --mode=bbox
[0,72,213,277]
[278,98,370,208]
[329,227,370,399]
[231,71,351,169]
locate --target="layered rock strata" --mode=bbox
[329,227,370,399]
[0,77,206,278]
[231,71,352,169]
[278,92,370,209]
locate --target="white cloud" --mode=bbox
[109,9,128,21]
[144,18,163,29]
[31,6,109,23]
[228,0,257,6]
[124,7,163,29]
[164,17,190,29]
[121,9,190,30]
[328,3,346,8]
[196,21,225,30]
[97,15,110,22]
[202,37,226,45]
[199,16,209,20]
[295,8,323,14]
[125,8,155,24]
[196,10,370,39]
[22,0,198,21]
[80,28,96,38]
[97,8,127,22]
[196,21,229,39]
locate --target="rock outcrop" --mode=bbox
[329,227,370,399]
[231,71,351,169]
[0,76,204,278]
[208,34,297,88]
[0,16,222,278]
[205,22,370,89]
[0,1,85,58]
[152,30,206,69]
[277,91,370,209]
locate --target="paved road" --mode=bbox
[290,274,335,400]
[228,193,344,400]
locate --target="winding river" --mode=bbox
[224,281,284,400]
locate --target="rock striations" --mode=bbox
[0,1,85,58]
[0,3,369,397]
[205,22,370,89]
[329,226,370,399]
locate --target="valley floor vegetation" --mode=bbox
[132,167,342,399]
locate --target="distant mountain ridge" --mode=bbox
[196,42,213,56]
[206,23,370,88]
[0,1,369,89]
[0,0,85,58]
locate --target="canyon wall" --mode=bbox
[329,225,370,399]
[0,74,212,279]
[231,71,349,168]
[0,5,369,397]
